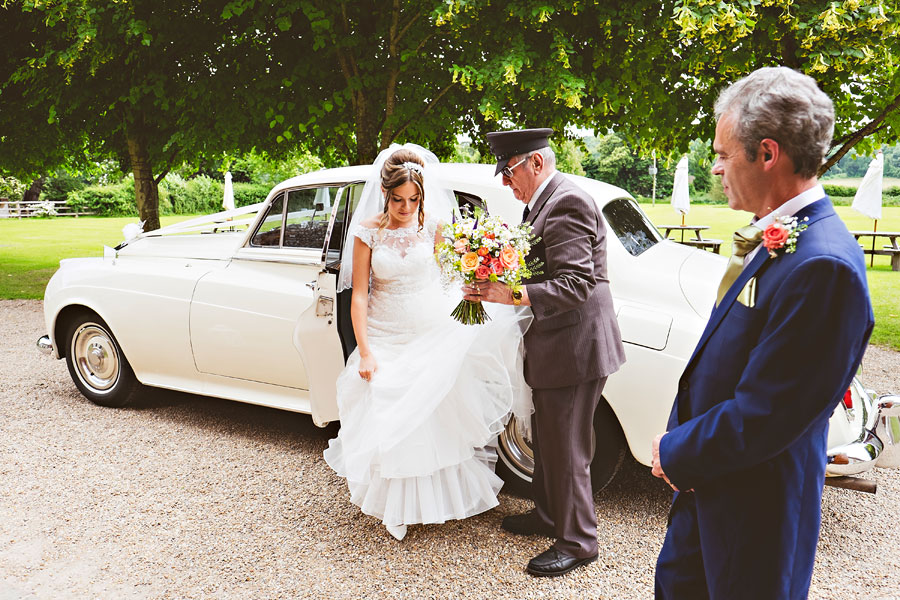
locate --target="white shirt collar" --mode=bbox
[527,171,556,210]
[744,183,824,266]
[752,184,824,230]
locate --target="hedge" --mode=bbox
[67,182,137,216]
[823,183,900,199]
[66,176,270,217]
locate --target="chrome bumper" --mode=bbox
[36,335,53,355]
[827,394,900,476]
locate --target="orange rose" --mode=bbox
[762,223,789,250]
[475,265,491,280]
[461,252,479,272]
[499,246,519,269]
[477,246,489,257]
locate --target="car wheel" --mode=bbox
[64,312,139,408]
[497,398,627,497]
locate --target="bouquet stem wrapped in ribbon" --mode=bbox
[435,210,540,325]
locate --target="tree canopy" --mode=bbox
[3,0,900,228]
[0,0,280,230]
[661,0,900,174]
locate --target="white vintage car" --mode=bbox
[37,164,900,492]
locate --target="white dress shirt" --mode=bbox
[527,170,556,212]
[744,184,824,266]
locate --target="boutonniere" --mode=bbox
[762,215,809,258]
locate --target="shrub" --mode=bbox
[31,200,59,217]
[162,174,220,214]
[43,172,85,203]
[0,175,27,200]
[67,181,137,216]
[233,182,270,207]
[823,184,857,197]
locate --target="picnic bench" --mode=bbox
[850,231,900,271]
[0,198,96,218]
[659,224,723,254]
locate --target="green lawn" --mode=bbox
[641,204,900,350]
[2,207,899,349]
[0,215,194,298]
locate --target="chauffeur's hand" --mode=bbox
[462,280,525,305]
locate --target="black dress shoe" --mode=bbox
[526,547,598,577]
[501,511,555,537]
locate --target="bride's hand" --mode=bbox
[358,354,377,382]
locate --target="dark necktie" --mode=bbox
[715,225,763,306]
[522,205,530,223]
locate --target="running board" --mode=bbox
[824,475,877,494]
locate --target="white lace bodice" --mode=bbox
[353,219,452,340]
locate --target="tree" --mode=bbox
[583,133,677,199]
[460,1,900,174]
[221,1,640,165]
[651,0,900,174]
[0,1,280,231]
[5,0,898,228]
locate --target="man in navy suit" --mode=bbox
[652,67,874,599]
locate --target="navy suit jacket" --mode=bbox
[659,198,873,598]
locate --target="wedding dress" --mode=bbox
[323,218,529,536]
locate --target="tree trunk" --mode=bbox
[126,131,161,232]
[23,177,44,203]
[354,96,382,165]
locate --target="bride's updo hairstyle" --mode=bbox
[380,149,425,232]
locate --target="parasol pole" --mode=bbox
[871,219,878,268]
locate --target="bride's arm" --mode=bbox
[432,219,447,249]
[350,236,377,379]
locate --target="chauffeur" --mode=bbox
[465,128,625,577]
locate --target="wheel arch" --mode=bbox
[53,303,124,362]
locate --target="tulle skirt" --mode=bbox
[324,300,530,527]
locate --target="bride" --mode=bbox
[322,144,530,541]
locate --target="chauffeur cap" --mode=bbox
[486,128,554,176]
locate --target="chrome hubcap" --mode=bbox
[499,419,535,481]
[72,324,119,392]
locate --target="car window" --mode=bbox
[602,198,662,257]
[284,187,339,249]
[250,192,285,247]
[329,184,363,263]
[456,191,486,215]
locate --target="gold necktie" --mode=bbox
[715,225,763,306]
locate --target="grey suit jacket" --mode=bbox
[523,172,626,389]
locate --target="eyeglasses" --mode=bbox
[500,156,528,178]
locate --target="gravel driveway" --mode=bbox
[2,299,899,599]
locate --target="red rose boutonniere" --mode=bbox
[762,215,809,258]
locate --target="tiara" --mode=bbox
[401,161,424,174]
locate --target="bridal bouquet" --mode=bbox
[435,211,540,325]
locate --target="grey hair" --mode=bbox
[714,66,834,179]
[528,146,556,169]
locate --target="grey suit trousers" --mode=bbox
[531,376,607,558]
